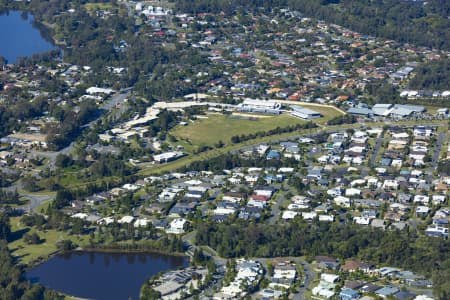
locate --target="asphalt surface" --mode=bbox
[431,132,446,170]
[293,260,316,300]
[21,193,53,213]
[370,137,385,168]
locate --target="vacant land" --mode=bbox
[299,104,344,123]
[170,113,307,151]
[8,217,88,265]
[84,2,116,11]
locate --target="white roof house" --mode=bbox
[254,189,273,197]
[214,207,236,215]
[345,188,361,197]
[166,218,187,234]
[278,167,294,173]
[122,183,140,191]
[319,215,334,222]
[334,196,351,207]
[414,295,434,300]
[391,159,403,168]
[97,217,114,225]
[301,211,317,220]
[413,195,430,204]
[351,179,366,187]
[312,286,335,299]
[86,87,114,95]
[321,274,339,283]
[282,210,298,220]
[392,132,409,139]
[416,206,430,215]
[134,218,149,227]
[118,216,134,224]
[432,195,446,204]
[354,217,371,225]
[383,180,399,190]
[288,203,309,210]
[72,213,88,220]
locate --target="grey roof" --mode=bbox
[390,104,425,117]
[372,104,393,116]
[376,286,400,296]
[291,105,321,115]
[394,291,416,300]
[394,104,425,112]
[347,107,373,116]
[390,106,414,117]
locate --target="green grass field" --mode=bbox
[171,113,307,152]
[84,2,116,11]
[297,104,343,123]
[8,217,89,265]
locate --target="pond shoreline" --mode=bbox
[27,249,189,300]
[25,246,188,269]
[0,9,58,63]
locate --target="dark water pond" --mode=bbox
[27,251,189,300]
[0,10,56,63]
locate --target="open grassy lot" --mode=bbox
[8,217,89,266]
[299,104,344,123]
[84,2,117,11]
[170,113,307,152]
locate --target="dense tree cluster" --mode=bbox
[409,59,450,91]
[46,99,98,150]
[89,155,135,178]
[0,96,48,138]
[327,114,357,126]
[89,234,185,253]
[230,122,317,144]
[0,190,20,206]
[178,152,301,173]
[0,171,19,188]
[0,213,11,241]
[0,240,63,300]
[437,160,450,176]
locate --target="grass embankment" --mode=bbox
[8,217,89,266]
[293,104,344,124]
[171,113,308,152]
[84,2,116,11]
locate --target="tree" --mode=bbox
[55,154,73,168]
[0,240,63,299]
[22,176,42,192]
[0,213,11,241]
[23,232,42,245]
[140,285,161,300]
[57,240,77,252]
[53,189,73,209]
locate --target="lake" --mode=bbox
[27,252,189,300]
[0,10,56,63]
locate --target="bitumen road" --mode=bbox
[431,132,446,170]
[370,137,385,168]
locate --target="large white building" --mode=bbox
[290,105,322,119]
[153,151,185,163]
[237,99,282,114]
